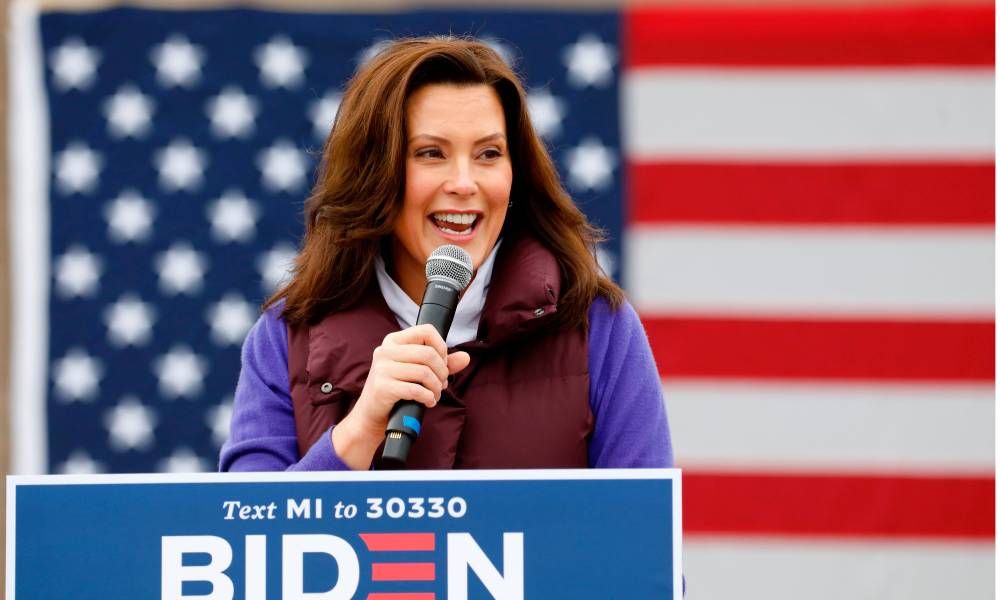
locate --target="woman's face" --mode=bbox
[391,83,513,301]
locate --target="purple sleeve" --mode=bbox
[587,297,674,468]
[219,305,351,472]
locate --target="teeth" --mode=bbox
[433,213,477,225]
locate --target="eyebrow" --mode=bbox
[408,133,506,145]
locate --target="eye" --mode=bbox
[415,147,444,159]
[479,148,504,160]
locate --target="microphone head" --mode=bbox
[425,245,474,291]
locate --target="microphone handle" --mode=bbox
[381,281,459,464]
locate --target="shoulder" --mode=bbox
[244,300,289,361]
[588,295,644,344]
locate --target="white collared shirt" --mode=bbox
[374,241,502,347]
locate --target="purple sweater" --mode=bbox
[220,296,673,471]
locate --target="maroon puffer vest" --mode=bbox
[287,236,592,469]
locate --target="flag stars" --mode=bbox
[563,34,617,88]
[103,85,155,138]
[254,36,308,89]
[154,346,208,399]
[104,189,155,243]
[258,243,297,292]
[151,35,204,88]
[308,90,342,139]
[104,397,157,451]
[52,348,103,402]
[54,245,103,298]
[104,294,156,347]
[207,189,259,243]
[257,140,308,192]
[49,37,101,91]
[207,398,234,447]
[159,447,211,473]
[155,242,208,295]
[154,139,207,192]
[206,293,256,346]
[206,86,258,139]
[58,450,104,474]
[565,137,617,192]
[54,142,103,195]
[527,89,567,139]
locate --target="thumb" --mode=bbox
[446,351,471,374]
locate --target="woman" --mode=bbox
[220,36,673,471]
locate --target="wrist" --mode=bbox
[332,412,384,470]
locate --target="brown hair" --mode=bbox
[268,36,624,328]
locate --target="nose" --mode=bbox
[442,157,476,197]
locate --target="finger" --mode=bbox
[385,362,443,397]
[387,380,436,407]
[373,344,448,382]
[383,324,447,359]
[447,351,471,375]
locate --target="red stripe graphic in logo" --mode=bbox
[361,533,437,600]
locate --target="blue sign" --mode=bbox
[8,469,681,599]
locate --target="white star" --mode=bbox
[527,89,567,139]
[254,36,308,89]
[102,84,154,138]
[57,450,104,474]
[565,137,617,192]
[154,139,207,192]
[54,245,102,298]
[207,398,233,447]
[563,34,616,88]
[52,348,103,402]
[104,396,157,451]
[482,37,516,66]
[104,189,155,243]
[155,242,208,295]
[158,447,211,473]
[206,86,258,139]
[150,34,204,88]
[154,346,208,399]
[54,141,103,195]
[103,294,156,347]
[358,38,392,66]
[308,90,342,139]
[206,293,257,346]
[207,189,259,243]
[258,243,298,292]
[257,139,308,192]
[49,37,101,91]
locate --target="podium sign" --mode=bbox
[7,469,681,599]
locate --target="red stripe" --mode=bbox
[360,533,435,552]
[372,562,436,582]
[643,317,994,381]
[630,162,995,225]
[367,595,435,600]
[625,5,994,68]
[684,471,995,539]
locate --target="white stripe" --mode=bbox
[626,225,994,317]
[9,1,49,474]
[665,380,994,474]
[624,68,995,160]
[684,538,994,600]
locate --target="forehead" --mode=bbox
[406,84,506,132]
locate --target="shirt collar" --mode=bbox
[375,240,502,347]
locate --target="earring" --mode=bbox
[508,199,513,208]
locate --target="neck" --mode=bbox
[388,242,427,305]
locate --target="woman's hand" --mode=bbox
[332,324,471,469]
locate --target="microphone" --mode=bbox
[382,244,474,464]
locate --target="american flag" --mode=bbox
[8,3,993,598]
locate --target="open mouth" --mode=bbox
[430,212,479,236]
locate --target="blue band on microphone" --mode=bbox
[403,415,421,435]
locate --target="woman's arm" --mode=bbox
[219,306,350,471]
[587,297,674,468]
